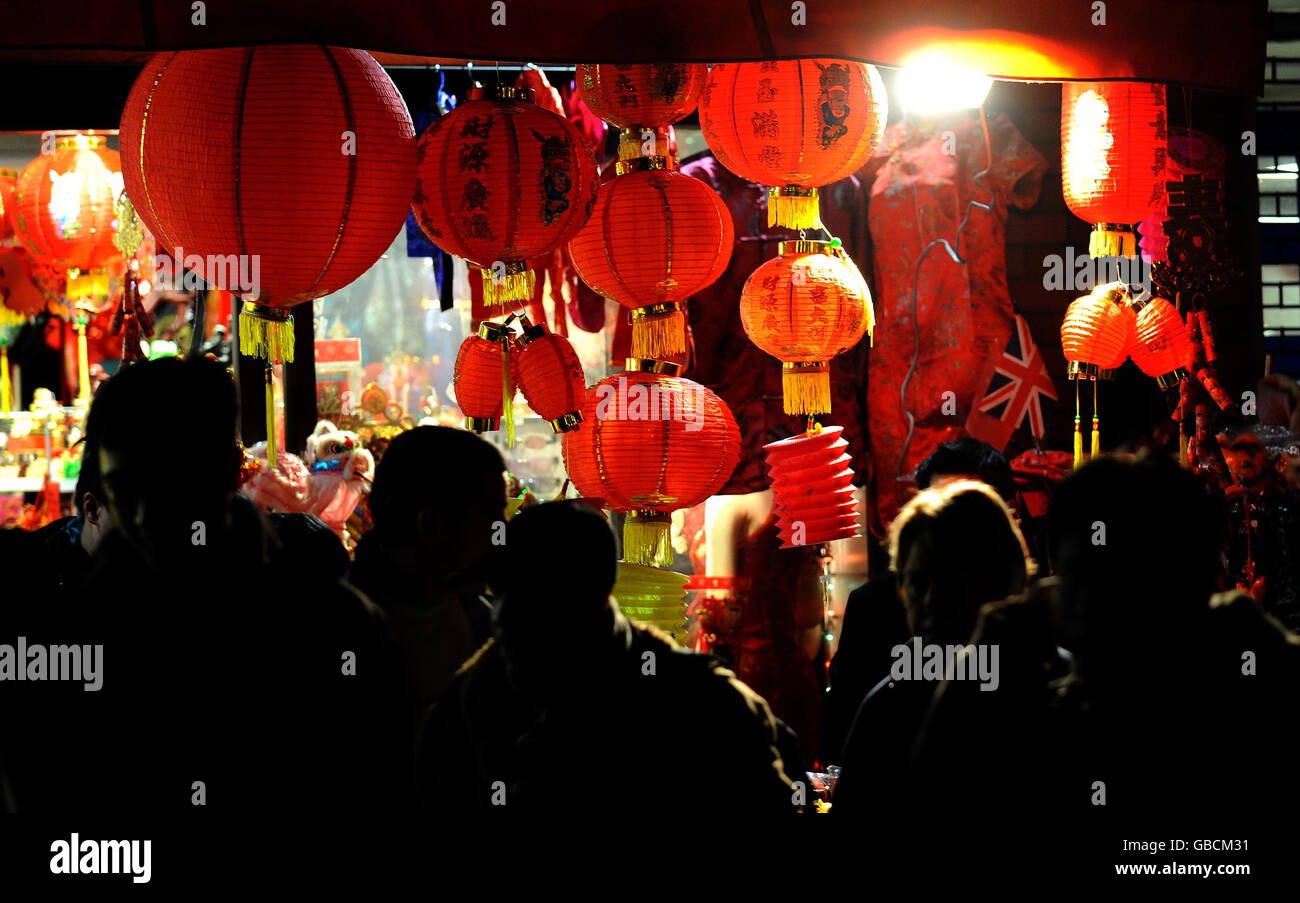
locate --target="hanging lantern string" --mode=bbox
[898,106,996,485]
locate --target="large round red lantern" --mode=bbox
[1062,81,1167,258]
[568,156,733,359]
[14,135,123,304]
[412,85,599,308]
[453,321,514,432]
[577,63,706,160]
[1129,292,1192,388]
[563,360,740,565]
[739,239,872,415]
[514,322,586,432]
[699,60,887,229]
[120,46,416,363]
[0,168,18,244]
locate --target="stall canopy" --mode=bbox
[0,0,1267,94]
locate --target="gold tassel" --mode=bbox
[782,367,832,416]
[0,344,10,413]
[1179,433,1189,467]
[480,267,536,306]
[264,363,277,470]
[1089,227,1136,259]
[239,306,296,363]
[768,189,822,230]
[1072,382,1083,469]
[624,515,673,567]
[501,335,515,449]
[1090,381,1100,458]
[631,309,686,359]
[75,314,90,404]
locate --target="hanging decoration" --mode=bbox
[0,168,18,245]
[513,319,586,432]
[612,561,691,642]
[568,155,733,359]
[1062,80,1167,258]
[453,320,517,435]
[562,359,740,566]
[699,59,887,229]
[764,423,859,549]
[1060,283,1136,467]
[576,63,707,160]
[1127,290,1193,388]
[739,238,872,415]
[412,84,599,307]
[109,192,152,364]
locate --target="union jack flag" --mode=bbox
[964,314,1058,450]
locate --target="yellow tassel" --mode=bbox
[1179,433,1189,467]
[75,317,90,403]
[66,268,110,304]
[783,368,832,416]
[0,344,10,413]
[1089,227,1136,259]
[631,310,685,359]
[239,308,296,363]
[768,191,822,230]
[481,267,536,306]
[501,337,515,450]
[1073,417,1084,469]
[264,364,277,471]
[623,517,673,567]
[1091,416,1101,458]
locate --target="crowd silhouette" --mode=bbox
[2,358,1298,854]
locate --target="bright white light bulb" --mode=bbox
[899,51,994,114]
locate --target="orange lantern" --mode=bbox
[1062,81,1167,258]
[577,63,707,160]
[14,135,123,305]
[1128,292,1192,389]
[765,424,859,549]
[413,85,600,307]
[453,321,515,433]
[568,156,733,358]
[739,239,873,416]
[514,321,586,432]
[0,168,18,244]
[699,60,887,229]
[562,360,740,565]
[1060,283,1137,466]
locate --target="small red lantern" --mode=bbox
[765,424,859,548]
[568,156,733,359]
[1061,283,1137,467]
[14,135,123,305]
[562,360,740,566]
[453,321,515,433]
[1128,293,1193,388]
[699,60,887,229]
[739,239,872,415]
[120,46,416,363]
[577,63,707,160]
[413,85,599,308]
[1062,81,1167,258]
[0,168,18,244]
[514,321,586,432]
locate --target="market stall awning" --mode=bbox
[0,0,1267,94]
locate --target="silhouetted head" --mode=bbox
[1048,454,1219,655]
[367,426,505,579]
[93,357,242,565]
[74,402,111,554]
[493,501,617,678]
[890,480,1033,645]
[915,437,1015,502]
[268,512,349,583]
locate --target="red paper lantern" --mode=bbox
[764,425,859,548]
[1060,285,1134,380]
[0,167,18,244]
[699,60,887,229]
[577,63,706,160]
[562,360,740,565]
[14,135,123,303]
[568,156,733,359]
[453,321,514,432]
[120,46,416,362]
[412,85,599,308]
[739,239,873,415]
[1062,81,1167,258]
[514,321,586,432]
[1129,292,1192,388]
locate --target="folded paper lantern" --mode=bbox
[14,135,124,305]
[740,239,873,415]
[1062,81,1167,258]
[413,85,600,307]
[613,561,690,642]
[568,156,733,358]
[764,424,859,548]
[514,321,586,432]
[699,59,887,229]
[577,63,707,160]
[1128,292,1193,388]
[120,45,416,363]
[562,359,740,566]
[454,321,515,432]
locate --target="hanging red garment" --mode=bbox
[865,111,1046,532]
